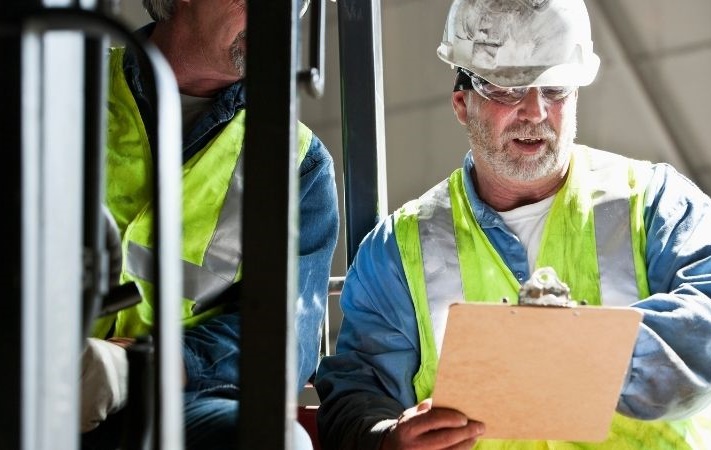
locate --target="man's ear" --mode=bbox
[452,90,469,125]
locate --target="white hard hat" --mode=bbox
[437,0,600,88]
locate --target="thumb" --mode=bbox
[416,398,433,413]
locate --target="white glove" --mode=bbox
[80,337,129,433]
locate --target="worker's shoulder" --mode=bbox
[577,144,707,205]
[574,144,655,174]
[297,129,335,177]
[575,143,640,163]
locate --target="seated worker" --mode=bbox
[81,0,338,449]
[315,0,711,449]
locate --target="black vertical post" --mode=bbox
[0,3,26,450]
[337,0,388,266]
[82,33,109,337]
[240,0,300,448]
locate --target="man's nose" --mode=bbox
[516,88,548,124]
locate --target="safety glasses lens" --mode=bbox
[539,86,575,102]
[482,86,528,105]
[468,72,573,105]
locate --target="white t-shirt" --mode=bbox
[180,93,214,135]
[497,196,555,272]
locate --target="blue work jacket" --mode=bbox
[316,150,711,449]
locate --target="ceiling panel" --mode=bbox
[602,0,711,55]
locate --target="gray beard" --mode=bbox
[466,108,577,182]
[230,31,247,79]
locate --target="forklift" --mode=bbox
[1,0,387,448]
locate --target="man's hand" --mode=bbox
[380,399,485,450]
[80,337,133,432]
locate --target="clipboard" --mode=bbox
[431,303,642,442]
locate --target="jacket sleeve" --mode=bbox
[294,134,340,390]
[315,216,421,449]
[316,391,402,450]
[619,163,711,420]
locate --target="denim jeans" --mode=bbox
[184,389,313,450]
[81,396,314,450]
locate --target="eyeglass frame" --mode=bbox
[453,68,576,106]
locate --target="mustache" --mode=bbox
[501,123,557,141]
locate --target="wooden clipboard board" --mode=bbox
[431,303,642,442]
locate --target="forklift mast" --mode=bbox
[0,0,387,449]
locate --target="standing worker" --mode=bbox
[81,0,339,448]
[315,0,711,449]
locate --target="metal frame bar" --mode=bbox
[1,5,29,449]
[3,0,390,447]
[337,0,388,266]
[2,5,184,449]
[239,0,300,447]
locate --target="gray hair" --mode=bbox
[142,0,310,22]
[142,0,175,22]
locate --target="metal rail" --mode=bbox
[337,0,389,266]
[2,5,183,449]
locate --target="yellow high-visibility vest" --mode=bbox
[92,47,313,338]
[393,146,711,449]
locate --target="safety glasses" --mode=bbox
[459,69,575,106]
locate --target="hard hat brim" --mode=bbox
[474,56,601,88]
[438,45,601,88]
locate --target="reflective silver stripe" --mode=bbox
[418,180,463,356]
[589,152,639,306]
[126,240,233,303]
[202,154,244,283]
[593,197,638,306]
[126,148,246,304]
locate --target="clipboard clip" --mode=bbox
[517,267,578,308]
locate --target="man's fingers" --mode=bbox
[416,398,433,412]
[403,407,469,434]
[107,336,135,348]
[393,407,484,449]
[417,420,485,449]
